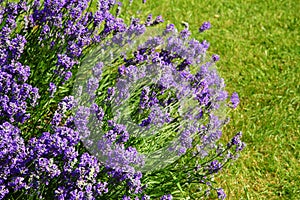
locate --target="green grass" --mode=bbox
[119,0,300,199]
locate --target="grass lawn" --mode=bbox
[119,0,300,199]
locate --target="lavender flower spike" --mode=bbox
[160,194,173,200]
[230,92,240,108]
[199,21,211,32]
[217,188,226,199]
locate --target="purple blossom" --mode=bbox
[180,129,193,150]
[49,82,56,97]
[180,28,191,39]
[92,62,103,78]
[51,112,63,126]
[8,34,27,59]
[0,122,28,194]
[139,87,160,110]
[107,87,115,100]
[127,18,146,36]
[0,62,39,124]
[208,160,222,174]
[217,90,228,101]
[57,54,76,70]
[178,147,187,155]
[217,188,226,199]
[90,103,104,121]
[140,104,172,128]
[41,24,50,34]
[160,194,173,200]
[212,54,220,62]
[164,24,176,35]
[230,92,240,108]
[142,195,150,200]
[74,106,91,139]
[86,77,99,98]
[145,14,152,26]
[152,15,164,25]
[64,71,73,81]
[0,186,9,199]
[118,65,126,76]
[201,40,210,49]
[199,21,211,32]
[122,195,131,200]
[70,189,84,200]
[94,182,108,195]
[67,42,83,57]
[231,132,242,146]
[228,132,246,152]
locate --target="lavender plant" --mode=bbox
[72,20,245,199]
[0,0,244,199]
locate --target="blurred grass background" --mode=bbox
[118,0,299,199]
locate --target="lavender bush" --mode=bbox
[0,0,244,199]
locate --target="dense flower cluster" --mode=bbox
[0,0,244,199]
[0,0,148,199]
[0,2,39,125]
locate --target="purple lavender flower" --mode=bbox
[0,122,28,196]
[228,132,246,152]
[86,77,99,98]
[142,195,150,200]
[160,194,173,200]
[107,87,115,100]
[94,182,108,195]
[140,117,151,127]
[70,189,84,200]
[67,42,83,57]
[90,103,104,121]
[212,54,220,62]
[201,39,210,50]
[9,34,27,59]
[178,147,187,155]
[41,24,50,34]
[231,132,242,146]
[127,171,143,194]
[92,62,103,78]
[118,65,126,76]
[180,28,191,39]
[230,92,240,108]
[51,112,63,126]
[217,90,228,101]
[57,54,76,70]
[0,186,9,199]
[145,14,152,26]
[122,195,131,200]
[49,82,56,97]
[217,188,226,199]
[152,15,164,25]
[139,86,150,109]
[164,24,176,35]
[179,128,193,150]
[127,18,146,36]
[208,160,222,174]
[64,71,72,81]
[199,21,211,32]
